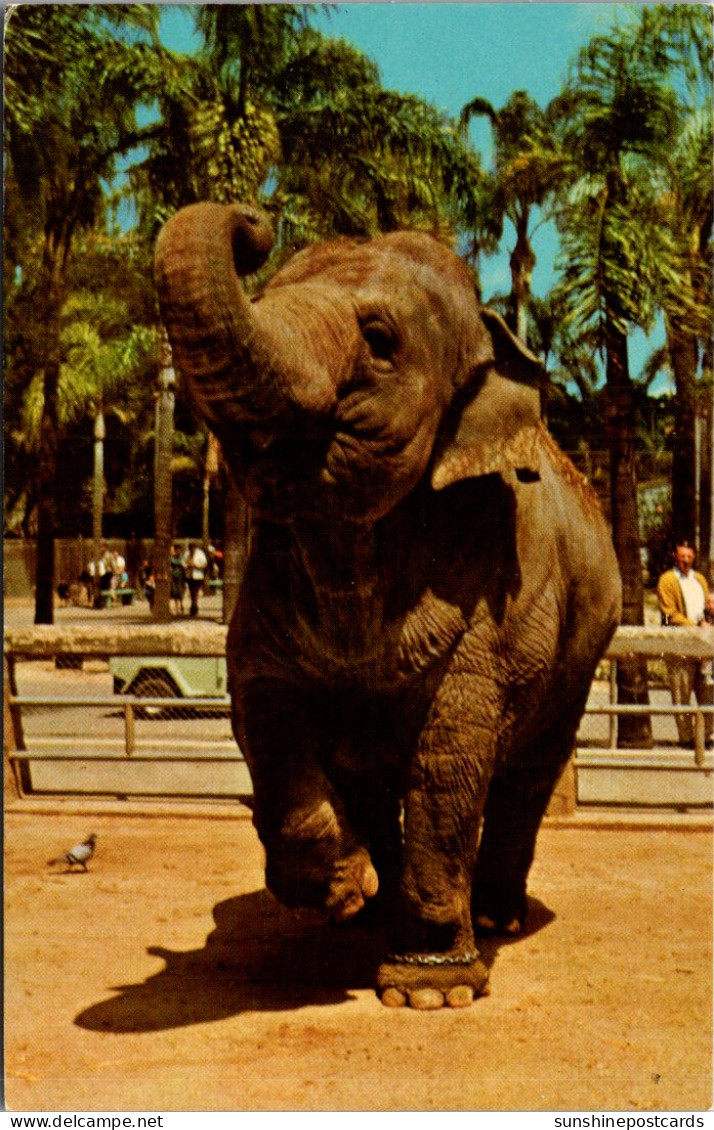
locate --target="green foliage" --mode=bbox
[640,486,673,587]
[133,12,483,247]
[460,90,564,339]
[4,227,162,536]
[3,3,175,559]
[195,3,314,108]
[552,5,712,349]
[277,82,481,241]
[4,4,161,232]
[20,304,158,448]
[556,168,681,339]
[461,90,562,224]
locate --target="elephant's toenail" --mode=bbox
[380,987,407,1008]
[408,987,445,1010]
[446,985,475,1008]
[476,915,497,932]
[363,863,379,898]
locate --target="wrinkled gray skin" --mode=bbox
[155,202,621,1010]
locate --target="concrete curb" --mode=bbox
[544,807,712,831]
[4,797,254,820]
[4,796,711,829]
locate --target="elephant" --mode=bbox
[154,202,621,1010]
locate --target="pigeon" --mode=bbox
[47,833,97,872]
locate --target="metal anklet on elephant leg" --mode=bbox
[384,949,481,967]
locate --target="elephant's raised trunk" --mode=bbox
[154,202,290,431]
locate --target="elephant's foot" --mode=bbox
[325,846,379,923]
[377,951,489,1010]
[472,879,528,936]
[473,912,522,936]
[377,911,488,1009]
[263,800,379,922]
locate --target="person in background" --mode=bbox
[182,541,208,617]
[702,593,714,691]
[143,569,155,609]
[138,560,155,607]
[99,542,115,594]
[78,568,92,607]
[111,551,126,592]
[657,539,713,749]
[170,543,186,615]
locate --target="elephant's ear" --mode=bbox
[431,308,545,491]
[479,307,547,388]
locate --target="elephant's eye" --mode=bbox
[361,320,398,364]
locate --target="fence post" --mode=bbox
[609,659,618,749]
[4,658,20,802]
[124,702,136,757]
[693,711,705,768]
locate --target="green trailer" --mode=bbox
[110,655,229,715]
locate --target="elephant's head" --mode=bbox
[154,202,545,522]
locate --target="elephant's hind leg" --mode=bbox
[471,706,584,935]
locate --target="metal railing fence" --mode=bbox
[4,623,713,802]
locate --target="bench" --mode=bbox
[101,589,136,608]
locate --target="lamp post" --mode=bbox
[92,408,105,609]
[152,334,175,623]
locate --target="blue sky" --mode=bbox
[315,4,620,114]
[161,3,624,114]
[157,2,665,383]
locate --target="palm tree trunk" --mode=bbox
[667,314,699,545]
[35,375,58,625]
[605,322,653,748]
[152,338,175,623]
[509,210,535,345]
[34,232,66,624]
[699,384,713,582]
[92,409,105,609]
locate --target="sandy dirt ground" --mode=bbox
[4,806,712,1113]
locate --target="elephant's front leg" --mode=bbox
[377,655,498,1009]
[234,681,379,922]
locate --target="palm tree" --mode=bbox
[662,107,713,558]
[180,9,483,242]
[551,17,691,746]
[4,4,164,622]
[459,91,562,343]
[19,292,157,603]
[604,5,712,571]
[556,5,714,558]
[275,35,482,242]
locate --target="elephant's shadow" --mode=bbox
[74,890,554,1033]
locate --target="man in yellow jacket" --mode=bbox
[657,540,713,747]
